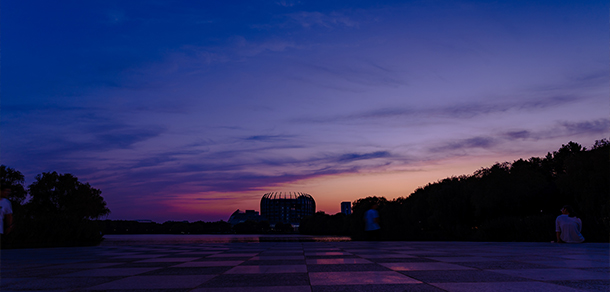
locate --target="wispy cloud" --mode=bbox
[295,95,581,124]
[287,11,358,28]
[430,137,497,152]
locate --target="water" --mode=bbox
[100,234,351,245]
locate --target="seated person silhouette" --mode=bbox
[555,205,584,243]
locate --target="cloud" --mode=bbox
[560,119,609,135]
[503,130,531,140]
[245,135,293,142]
[337,151,392,162]
[287,11,358,28]
[430,136,497,152]
[276,0,300,7]
[296,95,582,124]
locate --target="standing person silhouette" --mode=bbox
[364,203,381,241]
[0,184,14,246]
[555,205,584,243]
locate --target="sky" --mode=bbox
[2,0,608,222]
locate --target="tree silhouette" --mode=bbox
[27,171,110,221]
[0,165,27,205]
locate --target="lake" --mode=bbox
[100,234,351,245]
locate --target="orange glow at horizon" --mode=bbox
[170,152,533,221]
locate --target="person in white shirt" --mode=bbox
[364,204,381,240]
[555,205,584,243]
[0,184,14,236]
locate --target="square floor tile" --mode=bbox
[430,281,586,292]
[523,259,609,268]
[4,276,120,290]
[549,280,610,292]
[427,256,496,262]
[307,258,372,265]
[309,271,421,285]
[142,267,232,275]
[60,267,160,277]
[136,257,201,263]
[380,262,474,271]
[452,261,551,270]
[400,270,529,283]
[173,261,244,267]
[250,256,305,260]
[192,286,311,292]
[489,268,610,281]
[311,284,445,292]
[225,265,307,274]
[201,273,310,287]
[369,257,438,263]
[241,260,306,266]
[307,264,391,272]
[87,275,215,289]
[207,253,258,258]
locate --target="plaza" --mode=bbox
[1,240,608,291]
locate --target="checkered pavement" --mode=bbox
[1,241,608,291]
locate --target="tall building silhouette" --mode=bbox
[341,201,352,215]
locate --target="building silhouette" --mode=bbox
[341,202,352,215]
[260,192,315,225]
[227,209,266,225]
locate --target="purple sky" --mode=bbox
[2,1,608,222]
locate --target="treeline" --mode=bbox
[300,139,609,242]
[101,220,296,234]
[1,167,110,248]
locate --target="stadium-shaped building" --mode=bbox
[260,192,315,225]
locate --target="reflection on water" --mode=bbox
[100,234,351,245]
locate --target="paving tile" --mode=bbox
[77,289,190,292]
[225,265,307,273]
[46,262,124,269]
[240,260,306,265]
[452,261,552,270]
[194,257,252,261]
[110,262,180,268]
[311,284,445,292]
[141,267,232,275]
[489,268,610,281]
[4,276,121,290]
[430,281,587,292]
[369,257,438,263]
[207,253,258,258]
[136,257,201,262]
[307,264,392,272]
[172,261,244,267]
[522,259,610,268]
[307,258,372,265]
[60,267,160,277]
[201,273,310,287]
[549,280,610,292]
[305,255,360,259]
[427,256,496,262]
[1,268,81,278]
[309,271,421,285]
[357,254,416,259]
[400,270,529,283]
[192,286,311,292]
[88,275,215,289]
[305,252,352,256]
[250,255,305,260]
[380,262,474,271]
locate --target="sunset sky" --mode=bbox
[2,0,608,222]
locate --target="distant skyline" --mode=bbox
[2,1,608,222]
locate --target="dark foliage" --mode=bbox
[300,139,609,242]
[1,169,111,248]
